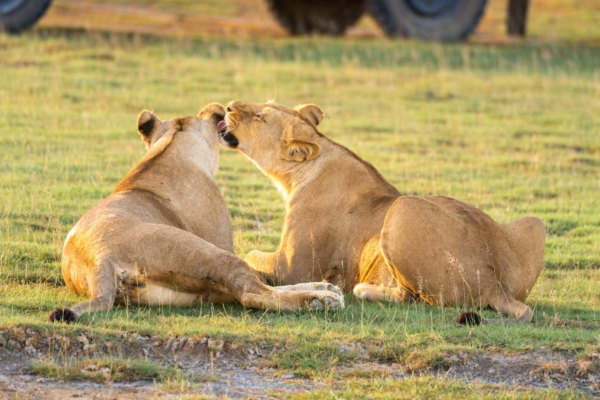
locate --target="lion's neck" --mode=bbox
[264,161,319,202]
[271,179,290,201]
[116,134,225,231]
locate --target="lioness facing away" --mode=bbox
[219,100,546,324]
[49,104,344,323]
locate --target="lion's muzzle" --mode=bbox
[217,120,239,147]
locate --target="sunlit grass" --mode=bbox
[297,375,591,399]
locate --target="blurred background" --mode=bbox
[2,0,600,44]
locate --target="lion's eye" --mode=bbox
[255,113,263,119]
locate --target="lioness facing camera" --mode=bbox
[219,100,546,324]
[49,104,344,323]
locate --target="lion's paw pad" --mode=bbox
[326,284,342,295]
[314,283,342,295]
[309,293,344,311]
[310,298,325,311]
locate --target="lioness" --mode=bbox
[219,100,546,324]
[49,104,344,323]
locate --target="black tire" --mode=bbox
[367,0,487,42]
[266,0,366,36]
[0,0,53,34]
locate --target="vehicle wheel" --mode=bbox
[0,0,53,34]
[266,0,366,35]
[368,0,487,42]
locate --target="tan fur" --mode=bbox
[221,100,546,323]
[49,104,344,322]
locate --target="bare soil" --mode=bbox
[1,327,598,398]
[0,351,322,399]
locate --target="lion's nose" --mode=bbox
[227,101,242,113]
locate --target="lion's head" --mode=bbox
[132,103,226,178]
[220,101,325,172]
[137,103,225,150]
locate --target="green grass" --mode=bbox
[1,26,599,397]
[30,356,179,383]
[297,377,590,399]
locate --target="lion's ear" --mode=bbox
[137,110,161,149]
[295,104,324,126]
[198,103,225,121]
[279,123,321,162]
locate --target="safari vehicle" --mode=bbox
[267,0,491,41]
[267,0,530,41]
[0,0,529,41]
[0,0,52,33]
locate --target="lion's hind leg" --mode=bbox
[116,224,345,313]
[240,286,345,311]
[49,260,116,323]
[458,217,545,326]
[500,216,546,301]
[491,292,534,323]
[462,285,535,325]
[457,293,534,326]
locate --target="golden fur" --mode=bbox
[220,100,546,323]
[49,104,344,322]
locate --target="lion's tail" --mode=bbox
[456,311,532,326]
[456,311,484,326]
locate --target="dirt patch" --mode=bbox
[1,327,598,398]
[445,351,600,394]
[0,327,325,398]
[1,352,321,399]
[335,352,600,397]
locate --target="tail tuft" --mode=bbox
[48,308,78,323]
[456,311,482,326]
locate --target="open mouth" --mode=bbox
[216,119,239,147]
[217,120,227,135]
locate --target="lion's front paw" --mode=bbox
[307,291,345,311]
[352,283,370,300]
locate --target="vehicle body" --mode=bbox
[267,0,529,41]
[0,0,53,33]
[0,0,529,43]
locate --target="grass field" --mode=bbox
[1,2,600,397]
